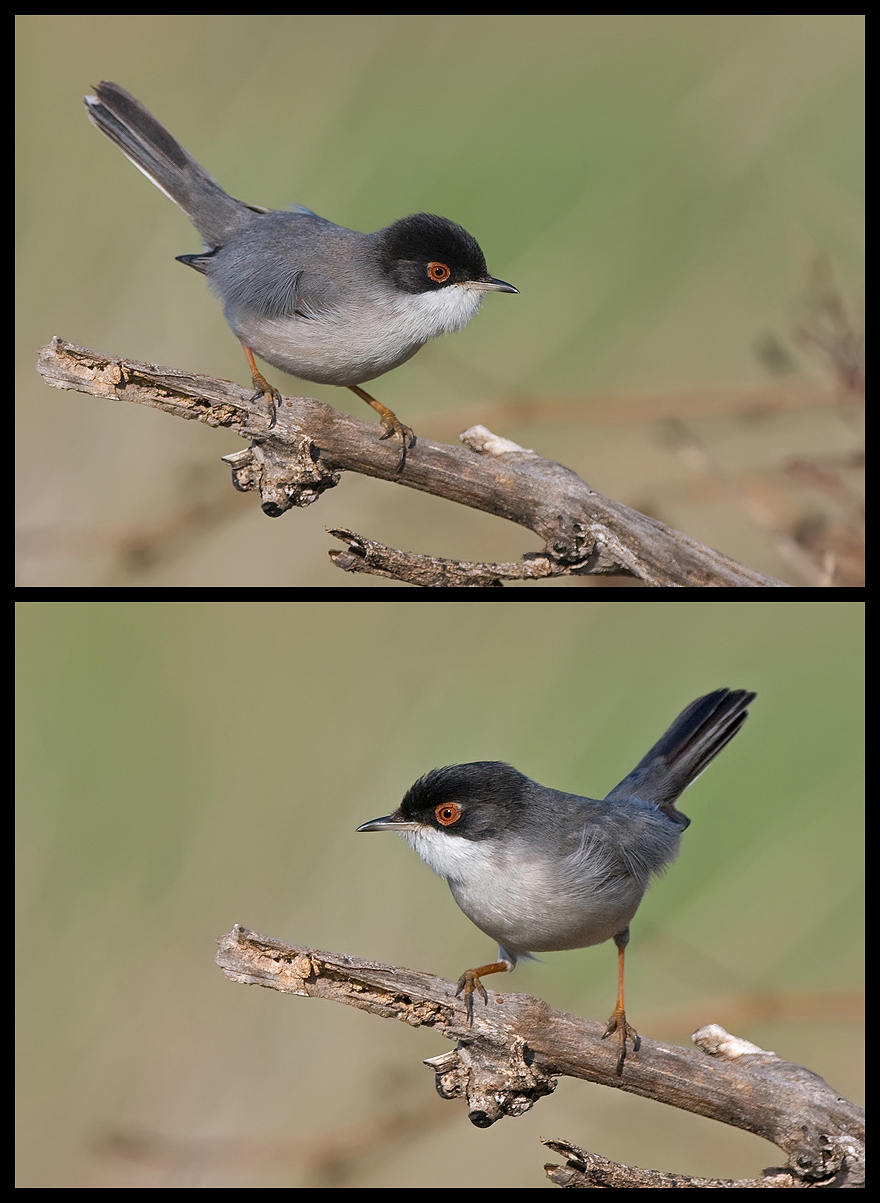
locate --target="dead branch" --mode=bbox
[36,338,790,587]
[215,927,864,1188]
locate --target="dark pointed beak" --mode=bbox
[357,812,420,833]
[467,276,518,294]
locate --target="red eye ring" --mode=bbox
[435,801,462,826]
[427,261,451,283]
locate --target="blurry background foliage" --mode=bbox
[16,601,863,1186]
[16,14,863,586]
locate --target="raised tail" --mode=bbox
[85,81,263,249]
[604,689,755,827]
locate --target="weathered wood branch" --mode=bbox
[215,927,864,1188]
[36,338,789,586]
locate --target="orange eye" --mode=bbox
[427,261,451,283]
[435,801,462,826]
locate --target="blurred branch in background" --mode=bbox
[36,339,788,588]
[215,927,864,1189]
[783,258,865,585]
[791,257,864,399]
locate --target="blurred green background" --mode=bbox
[16,601,863,1186]
[16,15,863,586]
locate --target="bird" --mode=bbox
[84,82,517,470]
[358,688,755,1074]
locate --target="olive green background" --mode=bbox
[16,601,863,1186]
[16,15,863,586]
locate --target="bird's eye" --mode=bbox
[427,261,451,283]
[434,801,462,826]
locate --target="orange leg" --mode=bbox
[602,929,641,1076]
[455,960,512,1025]
[241,343,281,431]
[348,385,416,473]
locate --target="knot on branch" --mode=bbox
[222,438,340,517]
[425,1035,556,1128]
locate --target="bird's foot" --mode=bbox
[245,377,281,436]
[455,968,489,1026]
[602,1008,641,1077]
[239,343,281,436]
[377,409,416,473]
[348,384,416,472]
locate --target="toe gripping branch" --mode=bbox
[455,960,512,1025]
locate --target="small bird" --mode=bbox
[358,688,755,1074]
[84,82,517,470]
